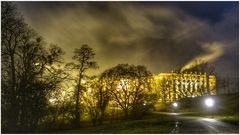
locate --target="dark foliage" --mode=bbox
[1,2,65,133]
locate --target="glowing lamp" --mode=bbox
[172,102,178,107]
[205,98,214,107]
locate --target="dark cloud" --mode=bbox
[15,2,238,80]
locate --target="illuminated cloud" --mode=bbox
[15,2,238,79]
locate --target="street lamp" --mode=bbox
[172,102,178,113]
[204,97,215,118]
[172,102,178,108]
[205,98,214,108]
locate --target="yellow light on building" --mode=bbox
[153,72,216,103]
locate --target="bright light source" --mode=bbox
[87,88,91,93]
[82,79,86,84]
[205,98,214,107]
[34,63,40,66]
[49,98,56,104]
[172,102,178,107]
[143,103,146,106]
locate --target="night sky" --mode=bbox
[15,2,239,79]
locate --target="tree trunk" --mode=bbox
[74,87,80,127]
[8,53,18,133]
[98,109,105,125]
[75,71,82,127]
[124,109,128,119]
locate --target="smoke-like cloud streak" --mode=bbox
[181,42,225,71]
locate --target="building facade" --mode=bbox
[153,72,216,103]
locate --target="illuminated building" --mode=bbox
[153,72,216,103]
[80,71,216,106]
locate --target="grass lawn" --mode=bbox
[57,114,175,134]
[208,115,239,125]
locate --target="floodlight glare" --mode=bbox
[173,102,178,107]
[205,98,214,107]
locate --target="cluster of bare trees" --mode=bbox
[68,62,158,126]
[2,2,66,133]
[1,2,157,133]
[99,64,158,119]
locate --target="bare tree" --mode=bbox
[100,64,154,119]
[66,45,98,127]
[83,75,111,125]
[2,2,65,133]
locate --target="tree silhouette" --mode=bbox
[100,64,155,119]
[1,2,65,133]
[97,77,111,124]
[66,44,98,127]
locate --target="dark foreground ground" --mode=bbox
[57,112,239,134]
[157,112,239,134]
